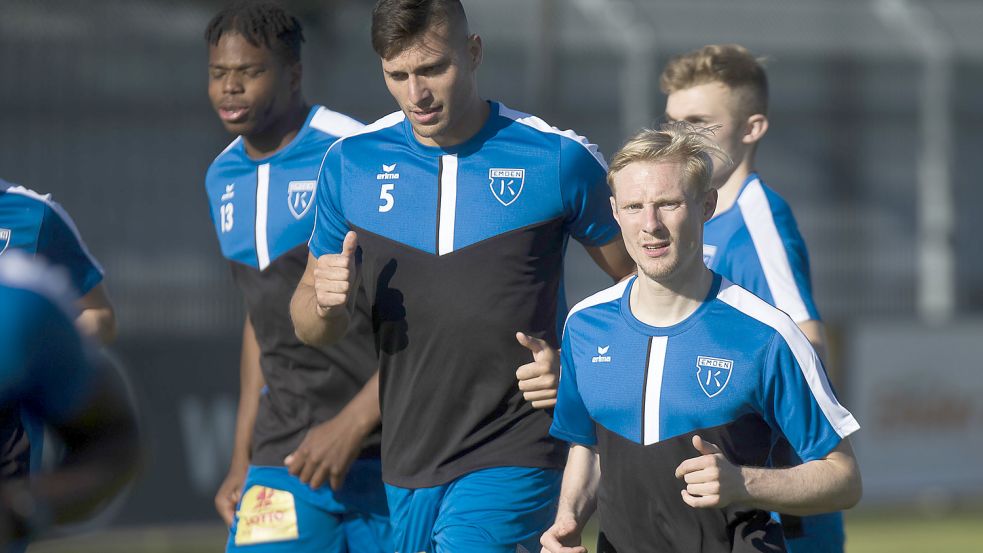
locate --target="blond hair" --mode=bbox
[607,122,732,194]
[660,44,768,118]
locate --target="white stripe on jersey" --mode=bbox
[3,185,105,277]
[716,279,859,438]
[309,106,365,137]
[214,136,242,161]
[497,103,608,170]
[564,278,631,328]
[737,178,811,323]
[256,163,271,270]
[643,336,668,445]
[437,154,458,256]
[0,250,77,317]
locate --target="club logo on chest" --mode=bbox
[287,180,316,220]
[488,168,525,206]
[696,356,733,398]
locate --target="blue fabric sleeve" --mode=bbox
[550,327,598,446]
[759,333,843,462]
[36,203,103,296]
[308,144,349,257]
[772,205,821,321]
[559,138,620,248]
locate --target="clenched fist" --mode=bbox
[314,231,358,318]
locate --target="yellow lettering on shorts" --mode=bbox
[233,485,300,545]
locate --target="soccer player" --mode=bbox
[0,178,116,344]
[290,1,634,550]
[204,2,390,552]
[0,176,118,533]
[662,44,840,552]
[542,123,861,553]
[0,252,138,548]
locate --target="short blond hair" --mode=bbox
[607,122,732,194]
[660,44,768,118]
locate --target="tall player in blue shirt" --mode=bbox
[291,1,634,551]
[204,3,389,552]
[542,124,861,553]
[662,44,839,553]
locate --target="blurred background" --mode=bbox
[2,0,981,550]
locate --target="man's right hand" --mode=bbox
[313,231,358,318]
[540,514,587,553]
[214,462,248,527]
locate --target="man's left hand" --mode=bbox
[674,435,747,508]
[515,332,559,409]
[284,414,365,491]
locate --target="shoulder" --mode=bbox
[714,278,808,352]
[308,105,364,138]
[329,110,405,153]
[565,278,631,329]
[209,136,244,169]
[737,175,798,227]
[495,102,606,169]
[2,184,78,229]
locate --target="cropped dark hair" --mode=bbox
[371,0,466,59]
[205,1,305,64]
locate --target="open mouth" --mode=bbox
[411,106,442,124]
[218,106,249,123]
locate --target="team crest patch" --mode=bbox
[488,168,525,206]
[702,244,717,266]
[696,356,733,398]
[0,229,10,256]
[233,485,299,546]
[287,180,316,220]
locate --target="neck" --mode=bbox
[712,157,755,217]
[630,260,714,328]
[417,96,490,148]
[243,101,309,159]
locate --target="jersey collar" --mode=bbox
[400,100,501,157]
[618,272,722,337]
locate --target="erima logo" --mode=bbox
[591,345,611,363]
[0,228,10,256]
[377,163,399,180]
[696,356,734,398]
[221,183,235,202]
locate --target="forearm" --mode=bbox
[231,317,265,468]
[290,281,349,346]
[740,448,861,515]
[75,307,117,345]
[336,371,381,437]
[556,445,601,526]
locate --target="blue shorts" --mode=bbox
[385,466,561,553]
[774,512,844,553]
[226,460,392,553]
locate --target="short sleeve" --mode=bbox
[775,211,821,322]
[759,332,859,462]
[36,202,104,296]
[559,137,620,247]
[550,327,598,446]
[308,144,349,256]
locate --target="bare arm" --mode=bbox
[540,445,601,553]
[285,370,381,491]
[290,233,358,347]
[797,319,827,364]
[214,316,265,526]
[75,283,117,345]
[676,436,862,516]
[584,235,635,282]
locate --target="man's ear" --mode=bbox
[703,188,718,222]
[741,113,768,145]
[468,34,483,70]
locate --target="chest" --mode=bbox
[208,161,319,270]
[0,199,43,256]
[570,323,768,445]
[340,145,565,256]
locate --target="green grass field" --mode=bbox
[27,509,983,553]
